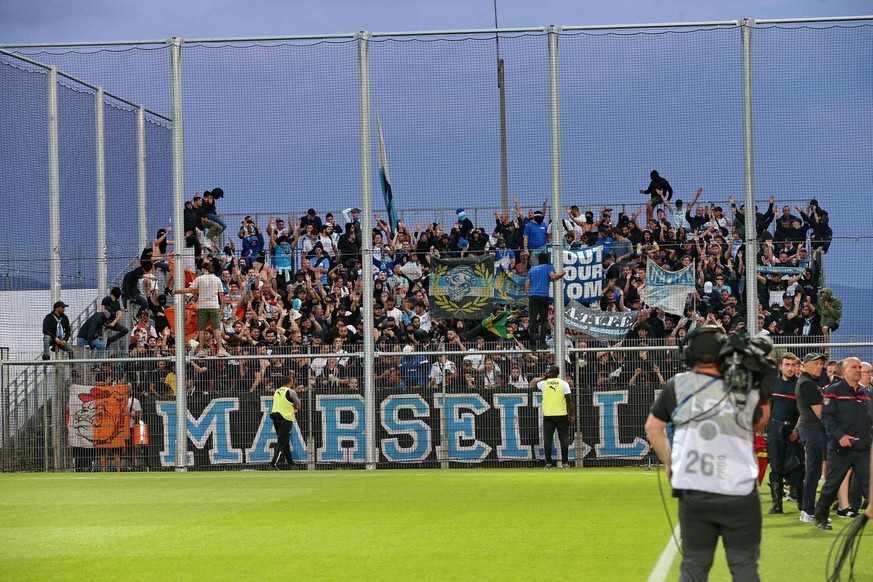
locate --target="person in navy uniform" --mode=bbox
[795,352,828,524]
[812,357,872,529]
[645,326,771,581]
[766,352,805,514]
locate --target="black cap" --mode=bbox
[110,287,122,298]
[53,300,68,309]
[803,352,827,363]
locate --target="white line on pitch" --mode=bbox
[648,524,681,582]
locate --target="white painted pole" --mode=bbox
[358,31,377,470]
[137,105,148,254]
[47,67,60,306]
[95,88,107,298]
[170,37,188,471]
[741,19,759,329]
[547,26,565,376]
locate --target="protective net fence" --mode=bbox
[0,21,871,472]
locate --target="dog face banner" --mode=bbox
[68,384,130,449]
[430,256,495,319]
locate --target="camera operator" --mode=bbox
[645,326,772,582]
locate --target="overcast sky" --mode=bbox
[1,0,871,44]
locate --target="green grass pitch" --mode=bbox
[0,469,870,581]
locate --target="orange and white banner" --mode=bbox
[67,384,130,449]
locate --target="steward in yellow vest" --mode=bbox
[530,365,574,469]
[269,375,302,470]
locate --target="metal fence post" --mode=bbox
[741,19,759,328]
[358,31,378,470]
[95,88,108,298]
[547,25,566,376]
[170,36,189,472]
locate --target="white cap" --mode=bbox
[703,281,713,294]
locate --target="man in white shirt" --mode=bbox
[174,261,229,357]
[429,355,456,389]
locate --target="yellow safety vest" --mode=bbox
[541,378,568,416]
[271,386,297,421]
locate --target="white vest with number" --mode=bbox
[670,371,759,496]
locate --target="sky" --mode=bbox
[1,0,871,44]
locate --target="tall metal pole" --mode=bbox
[95,88,107,298]
[170,37,188,472]
[494,0,509,215]
[547,26,565,375]
[137,105,148,255]
[741,19,759,329]
[358,31,377,470]
[47,67,62,471]
[47,67,60,307]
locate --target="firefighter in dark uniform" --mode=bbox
[766,352,805,514]
[645,326,772,581]
[795,352,828,523]
[269,375,302,470]
[812,357,872,529]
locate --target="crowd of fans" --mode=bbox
[63,171,841,400]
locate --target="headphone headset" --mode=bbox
[679,325,727,369]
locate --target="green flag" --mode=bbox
[482,308,517,339]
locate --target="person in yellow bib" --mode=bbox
[269,375,302,470]
[531,365,575,469]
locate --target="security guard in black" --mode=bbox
[813,357,872,525]
[766,354,803,513]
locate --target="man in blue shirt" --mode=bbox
[524,252,566,351]
[523,210,550,266]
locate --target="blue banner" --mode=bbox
[493,267,527,307]
[560,245,605,304]
[645,261,695,287]
[642,262,696,315]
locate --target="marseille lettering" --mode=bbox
[154,389,651,467]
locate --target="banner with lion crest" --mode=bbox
[430,256,495,319]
